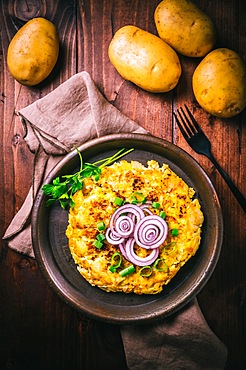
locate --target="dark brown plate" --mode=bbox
[32,133,223,324]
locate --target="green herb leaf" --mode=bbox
[42,147,134,209]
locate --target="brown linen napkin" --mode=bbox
[3,71,227,368]
[122,298,228,369]
[3,71,146,257]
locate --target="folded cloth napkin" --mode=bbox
[3,71,146,257]
[122,298,227,370]
[3,71,228,369]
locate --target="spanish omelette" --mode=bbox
[66,159,204,294]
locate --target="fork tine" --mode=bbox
[173,111,190,139]
[179,106,196,136]
[174,105,203,139]
[174,107,194,138]
[174,107,246,213]
[184,104,202,133]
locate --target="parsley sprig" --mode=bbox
[42,147,134,209]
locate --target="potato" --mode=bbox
[192,48,246,118]
[108,25,181,93]
[154,0,217,57]
[7,17,59,86]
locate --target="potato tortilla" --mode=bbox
[66,160,204,294]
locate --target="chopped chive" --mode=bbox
[139,266,153,277]
[109,252,122,272]
[163,242,177,254]
[172,228,179,236]
[119,264,135,277]
[93,240,103,249]
[154,258,168,272]
[96,233,106,242]
[97,221,106,231]
[131,192,146,204]
[159,211,166,219]
[114,197,124,206]
[152,201,160,209]
[109,266,117,273]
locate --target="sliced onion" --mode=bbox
[118,242,128,259]
[125,238,159,267]
[109,204,145,230]
[134,215,168,249]
[106,203,169,267]
[115,215,134,237]
[105,228,124,245]
[139,203,153,215]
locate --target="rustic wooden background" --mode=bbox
[0,0,245,369]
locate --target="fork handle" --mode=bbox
[207,153,246,213]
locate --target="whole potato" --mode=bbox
[7,17,59,86]
[154,0,217,57]
[108,25,181,93]
[192,48,246,118]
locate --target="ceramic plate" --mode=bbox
[32,133,223,324]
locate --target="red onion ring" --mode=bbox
[106,203,168,267]
[118,242,128,259]
[115,215,134,237]
[125,238,159,267]
[139,203,153,215]
[109,204,145,230]
[134,215,168,249]
[105,228,124,245]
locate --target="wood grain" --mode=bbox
[0,0,245,369]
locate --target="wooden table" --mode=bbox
[1,1,245,369]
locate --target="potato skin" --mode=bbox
[108,25,181,93]
[192,48,246,118]
[7,17,59,86]
[154,0,217,57]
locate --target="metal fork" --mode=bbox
[173,104,246,213]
